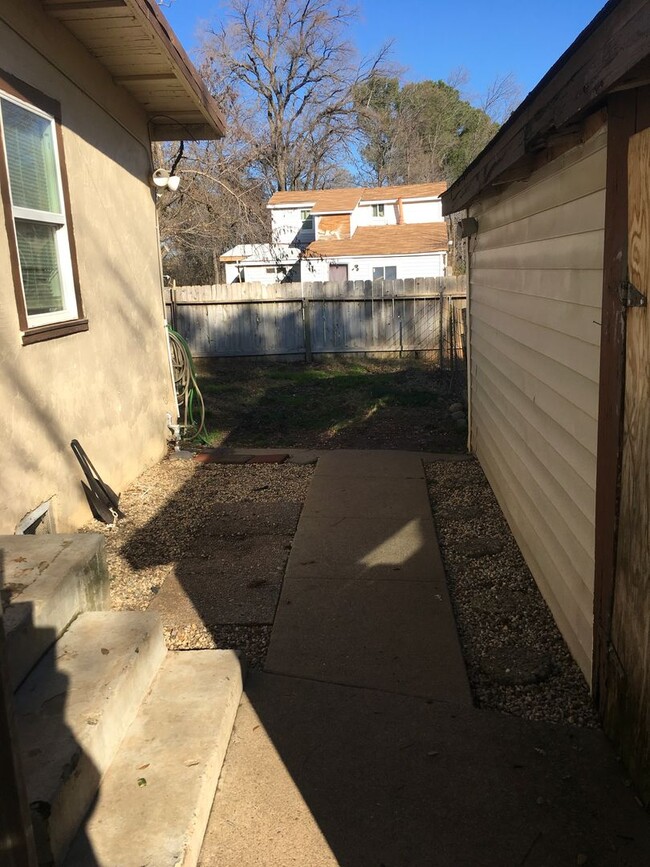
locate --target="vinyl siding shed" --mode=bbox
[441,0,650,805]
[467,124,607,678]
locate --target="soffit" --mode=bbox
[41,0,225,140]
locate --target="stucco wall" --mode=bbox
[0,11,174,532]
[467,124,607,680]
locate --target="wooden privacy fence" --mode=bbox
[164,276,467,364]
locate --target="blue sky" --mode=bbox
[164,0,605,103]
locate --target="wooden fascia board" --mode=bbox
[123,0,226,138]
[149,122,219,142]
[441,0,650,215]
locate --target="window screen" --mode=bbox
[0,95,77,325]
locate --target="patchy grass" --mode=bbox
[195,357,467,452]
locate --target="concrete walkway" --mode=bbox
[200,452,650,866]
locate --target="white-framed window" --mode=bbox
[0,85,82,337]
[372,204,385,218]
[300,208,313,230]
[373,266,397,281]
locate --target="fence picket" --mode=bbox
[165,277,467,361]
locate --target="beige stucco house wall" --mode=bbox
[0,1,223,533]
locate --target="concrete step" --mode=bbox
[1,534,109,689]
[14,610,166,865]
[64,649,244,867]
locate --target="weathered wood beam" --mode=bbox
[491,109,607,187]
[149,121,218,142]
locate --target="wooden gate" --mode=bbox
[603,126,650,803]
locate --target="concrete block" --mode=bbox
[314,450,424,479]
[304,476,433,519]
[1,534,109,689]
[286,515,448,582]
[151,535,292,627]
[65,650,244,867]
[265,578,471,702]
[15,611,166,864]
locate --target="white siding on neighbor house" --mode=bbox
[301,252,446,282]
[402,199,443,223]
[271,207,314,245]
[468,124,607,680]
[224,262,241,284]
[355,203,399,227]
[242,263,299,284]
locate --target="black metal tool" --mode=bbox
[70,439,125,524]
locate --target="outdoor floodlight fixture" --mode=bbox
[152,168,181,192]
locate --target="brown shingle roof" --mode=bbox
[304,223,449,258]
[268,182,447,213]
[359,182,447,202]
[267,187,362,212]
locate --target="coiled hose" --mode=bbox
[166,325,207,441]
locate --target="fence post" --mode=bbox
[439,291,445,369]
[302,298,313,363]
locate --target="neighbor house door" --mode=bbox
[329,264,348,282]
[603,125,650,804]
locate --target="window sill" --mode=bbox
[22,318,89,345]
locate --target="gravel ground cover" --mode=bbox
[82,456,313,666]
[426,458,599,728]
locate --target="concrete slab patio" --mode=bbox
[265,451,470,701]
[200,450,650,866]
[202,672,650,867]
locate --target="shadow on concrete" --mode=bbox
[0,548,102,866]
[220,670,650,867]
[117,457,650,866]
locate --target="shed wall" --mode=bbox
[468,124,607,679]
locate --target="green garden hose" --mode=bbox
[166,325,207,442]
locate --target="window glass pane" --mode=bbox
[1,99,61,213]
[385,266,397,280]
[15,220,64,315]
[372,267,384,280]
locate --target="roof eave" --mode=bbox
[44,0,226,141]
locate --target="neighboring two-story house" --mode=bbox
[221,182,449,284]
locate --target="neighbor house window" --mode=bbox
[373,266,397,280]
[372,204,385,218]
[0,74,84,344]
[300,209,313,230]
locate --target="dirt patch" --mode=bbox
[197,357,467,452]
[426,458,599,727]
[81,457,313,667]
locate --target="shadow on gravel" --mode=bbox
[119,464,306,667]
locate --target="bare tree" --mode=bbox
[479,71,522,123]
[202,0,392,192]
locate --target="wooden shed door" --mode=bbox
[604,126,650,802]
